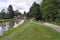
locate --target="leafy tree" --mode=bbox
[26,12,31,19]
[23,11,26,17]
[0,9,6,19]
[41,0,60,22]
[24,11,26,15]
[14,10,19,16]
[7,5,15,18]
[27,2,42,21]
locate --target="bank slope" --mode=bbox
[0,20,60,40]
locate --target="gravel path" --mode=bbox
[44,23,60,32]
[31,20,60,32]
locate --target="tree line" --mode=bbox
[27,0,60,23]
[0,5,15,19]
[0,5,25,19]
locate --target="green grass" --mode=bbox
[0,20,60,40]
[0,19,30,38]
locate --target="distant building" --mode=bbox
[15,12,26,19]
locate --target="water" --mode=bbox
[0,27,3,36]
[0,19,25,36]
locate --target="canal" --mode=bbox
[0,19,25,36]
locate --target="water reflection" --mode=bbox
[0,27,3,36]
[0,19,25,35]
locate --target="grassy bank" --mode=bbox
[0,20,60,40]
[0,19,30,38]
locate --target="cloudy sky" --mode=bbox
[0,0,42,13]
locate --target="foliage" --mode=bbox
[14,10,19,16]
[40,0,60,22]
[0,9,6,19]
[7,5,15,18]
[23,11,26,15]
[0,5,15,19]
[27,2,42,21]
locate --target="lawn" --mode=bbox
[0,20,60,40]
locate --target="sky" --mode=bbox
[0,0,42,13]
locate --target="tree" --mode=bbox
[7,5,14,18]
[14,10,19,16]
[23,11,26,17]
[40,0,60,22]
[27,2,42,21]
[1,9,6,19]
